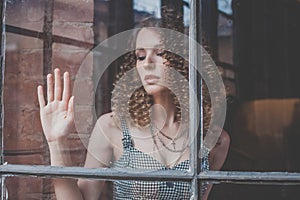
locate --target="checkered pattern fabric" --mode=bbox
[112,118,209,199]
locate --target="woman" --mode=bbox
[37,25,229,199]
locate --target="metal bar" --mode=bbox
[198,171,300,184]
[3,164,300,186]
[1,1,7,199]
[6,25,116,53]
[6,25,44,39]
[1,176,5,200]
[42,0,54,74]
[189,0,200,176]
[197,0,204,198]
[189,0,201,199]
[52,34,93,49]
[3,148,85,156]
[0,0,7,168]
[190,178,198,200]
[41,2,54,196]
[6,25,94,49]
[3,149,45,156]
[0,164,193,182]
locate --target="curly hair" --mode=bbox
[111,16,222,134]
[111,16,189,127]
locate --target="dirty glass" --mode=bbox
[2,0,200,199]
[3,0,300,200]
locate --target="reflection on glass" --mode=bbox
[219,0,300,173]
[6,176,300,200]
[4,176,113,200]
[3,0,200,199]
[134,0,161,18]
[218,0,233,16]
[3,0,235,199]
[4,176,193,200]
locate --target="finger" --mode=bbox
[47,74,54,103]
[67,96,74,119]
[37,85,45,108]
[62,72,70,102]
[54,68,62,100]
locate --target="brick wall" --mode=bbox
[4,0,94,199]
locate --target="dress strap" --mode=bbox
[120,117,134,149]
[201,146,210,171]
[200,146,210,196]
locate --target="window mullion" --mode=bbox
[1,2,7,199]
[189,0,202,199]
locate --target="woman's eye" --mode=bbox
[156,50,164,57]
[137,55,146,61]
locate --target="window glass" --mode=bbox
[208,182,300,200]
[4,176,113,199]
[4,0,191,165]
[4,0,300,199]
[3,0,195,199]
[3,176,193,199]
[218,0,300,172]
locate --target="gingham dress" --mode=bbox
[112,119,209,200]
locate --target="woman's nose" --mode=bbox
[145,53,155,64]
[144,54,156,69]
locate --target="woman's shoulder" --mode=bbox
[95,112,123,136]
[92,112,123,144]
[209,129,230,170]
[217,129,230,146]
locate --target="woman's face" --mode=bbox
[135,28,169,95]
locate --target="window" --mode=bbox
[1,0,300,200]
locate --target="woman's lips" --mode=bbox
[144,75,160,84]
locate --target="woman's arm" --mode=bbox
[38,68,84,199]
[48,115,114,200]
[38,69,113,199]
[78,114,115,199]
[203,129,230,200]
[209,129,230,170]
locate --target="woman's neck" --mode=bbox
[151,91,177,128]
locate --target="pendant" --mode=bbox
[171,140,176,150]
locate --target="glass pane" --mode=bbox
[208,182,300,200]
[201,0,300,172]
[3,0,192,164]
[4,176,112,199]
[226,0,300,172]
[3,0,195,189]
[3,176,191,199]
[200,0,231,174]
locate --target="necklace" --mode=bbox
[159,129,177,150]
[150,123,189,153]
[152,124,187,150]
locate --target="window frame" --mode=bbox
[1,0,300,200]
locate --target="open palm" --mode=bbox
[37,69,74,142]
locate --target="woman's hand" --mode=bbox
[37,68,74,142]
